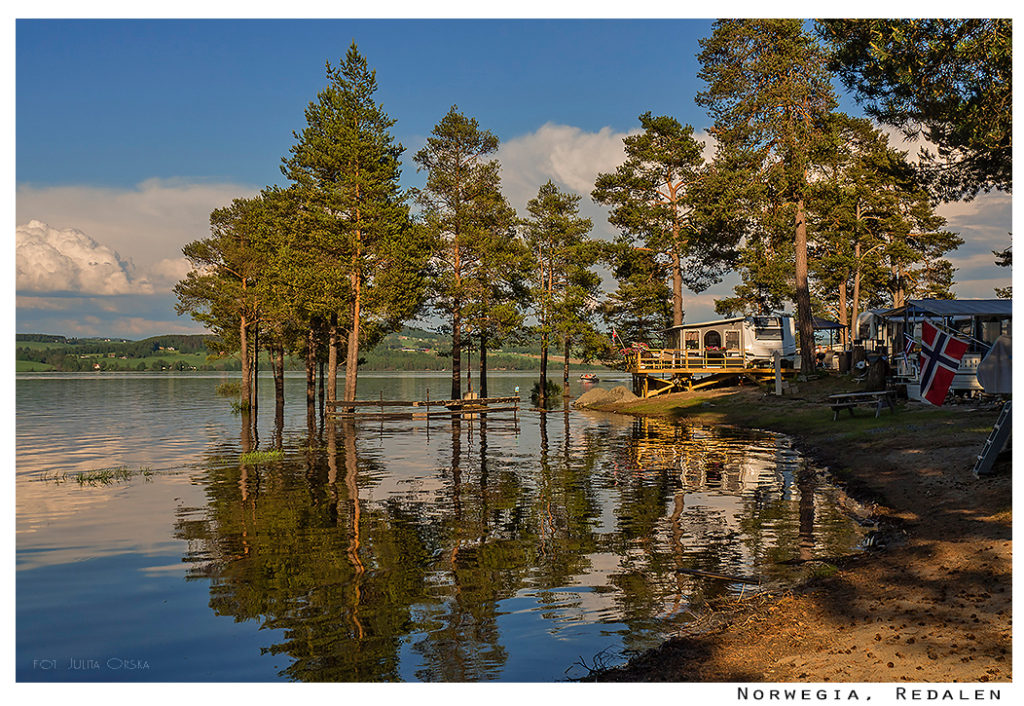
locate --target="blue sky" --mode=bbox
[17,19,719,188]
[14,17,1012,339]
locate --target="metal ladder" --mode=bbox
[973,401,1012,477]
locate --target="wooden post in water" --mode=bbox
[425,388,430,437]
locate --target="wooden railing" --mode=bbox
[628,349,754,372]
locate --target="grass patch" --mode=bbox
[239,449,284,464]
[810,563,840,579]
[16,360,55,372]
[216,381,242,397]
[40,466,154,485]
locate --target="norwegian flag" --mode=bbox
[918,321,969,406]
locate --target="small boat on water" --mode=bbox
[579,373,599,383]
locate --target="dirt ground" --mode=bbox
[584,382,1012,683]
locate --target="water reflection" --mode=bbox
[177,408,863,682]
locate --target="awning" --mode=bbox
[812,316,845,330]
[894,299,1013,318]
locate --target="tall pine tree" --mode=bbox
[697,20,837,372]
[414,106,507,400]
[283,43,420,405]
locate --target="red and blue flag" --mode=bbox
[918,321,968,406]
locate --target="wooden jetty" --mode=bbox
[627,349,795,398]
[327,395,520,420]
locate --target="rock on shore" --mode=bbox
[572,385,638,409]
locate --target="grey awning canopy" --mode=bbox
[890,299,1013,318]
[812,316,845,330]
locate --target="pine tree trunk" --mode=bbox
[852,246,862,342]
[794,199,815,373]
[273,343,284,409]
[539,331,548,407]
[563,337,570,395]
[251,324,258,420]
[671,251,683,327]
[305,326,316,422]
[239,313,250,411]
[451,307,462,400]
[466,335,473,394]
[344,272,361,405]
[327,312,339,407]
[318,360,325,418]
[479,333,488,398]
[273,344,285,449]
[838,272,849,348]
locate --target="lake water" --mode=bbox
[16,371,866,682]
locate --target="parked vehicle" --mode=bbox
[665,314,798,367]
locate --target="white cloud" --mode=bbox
[148,257,195,287]
[16,220,153,295]
[497,122,634,210]
[16,178,257,273]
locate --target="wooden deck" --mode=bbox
[627,349,795,398]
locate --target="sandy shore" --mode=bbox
[580,379,1011,683]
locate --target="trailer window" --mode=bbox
[755,326,782,341]
[684,331,699,349]
[725,331,740,350]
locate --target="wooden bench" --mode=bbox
[828,391,896,421]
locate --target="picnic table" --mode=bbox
[828,390,897,421]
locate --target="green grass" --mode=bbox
[216,381,242,397]
[239,449,284,464]
[16,360,54,372]
[810,563,840,579]
[40,466,154,485]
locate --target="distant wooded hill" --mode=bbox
[15,327,606,373]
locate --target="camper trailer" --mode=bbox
[665,314,798,367]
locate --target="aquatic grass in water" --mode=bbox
[39,466,154,485]
[216,382,242,398]
[239,449,284,464]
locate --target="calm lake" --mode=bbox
[16,371,866,682]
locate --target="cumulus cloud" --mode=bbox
[16,178,257,272]
[147,257,194,287]
[16,220,153,295]
[497,123,633,209]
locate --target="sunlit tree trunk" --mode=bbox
[795,199,815,373]
[327,312,339,408]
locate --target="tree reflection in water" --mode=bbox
[176,410,864,681]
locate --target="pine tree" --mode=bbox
[593,112,737,328]
[175,195,269,411]
[697,19,838,373]
[282,43,421,406]
[523,182,596,407]
[818,19,1011,200]
[414,106,507,400]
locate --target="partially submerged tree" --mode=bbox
[414,106,508,400]
[462,196,530,397]
[523,181,596,407]
[175,195,269,411]
[282,43,422,406]
[697,19,838,373]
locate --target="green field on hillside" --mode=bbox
[15,328,610,373]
